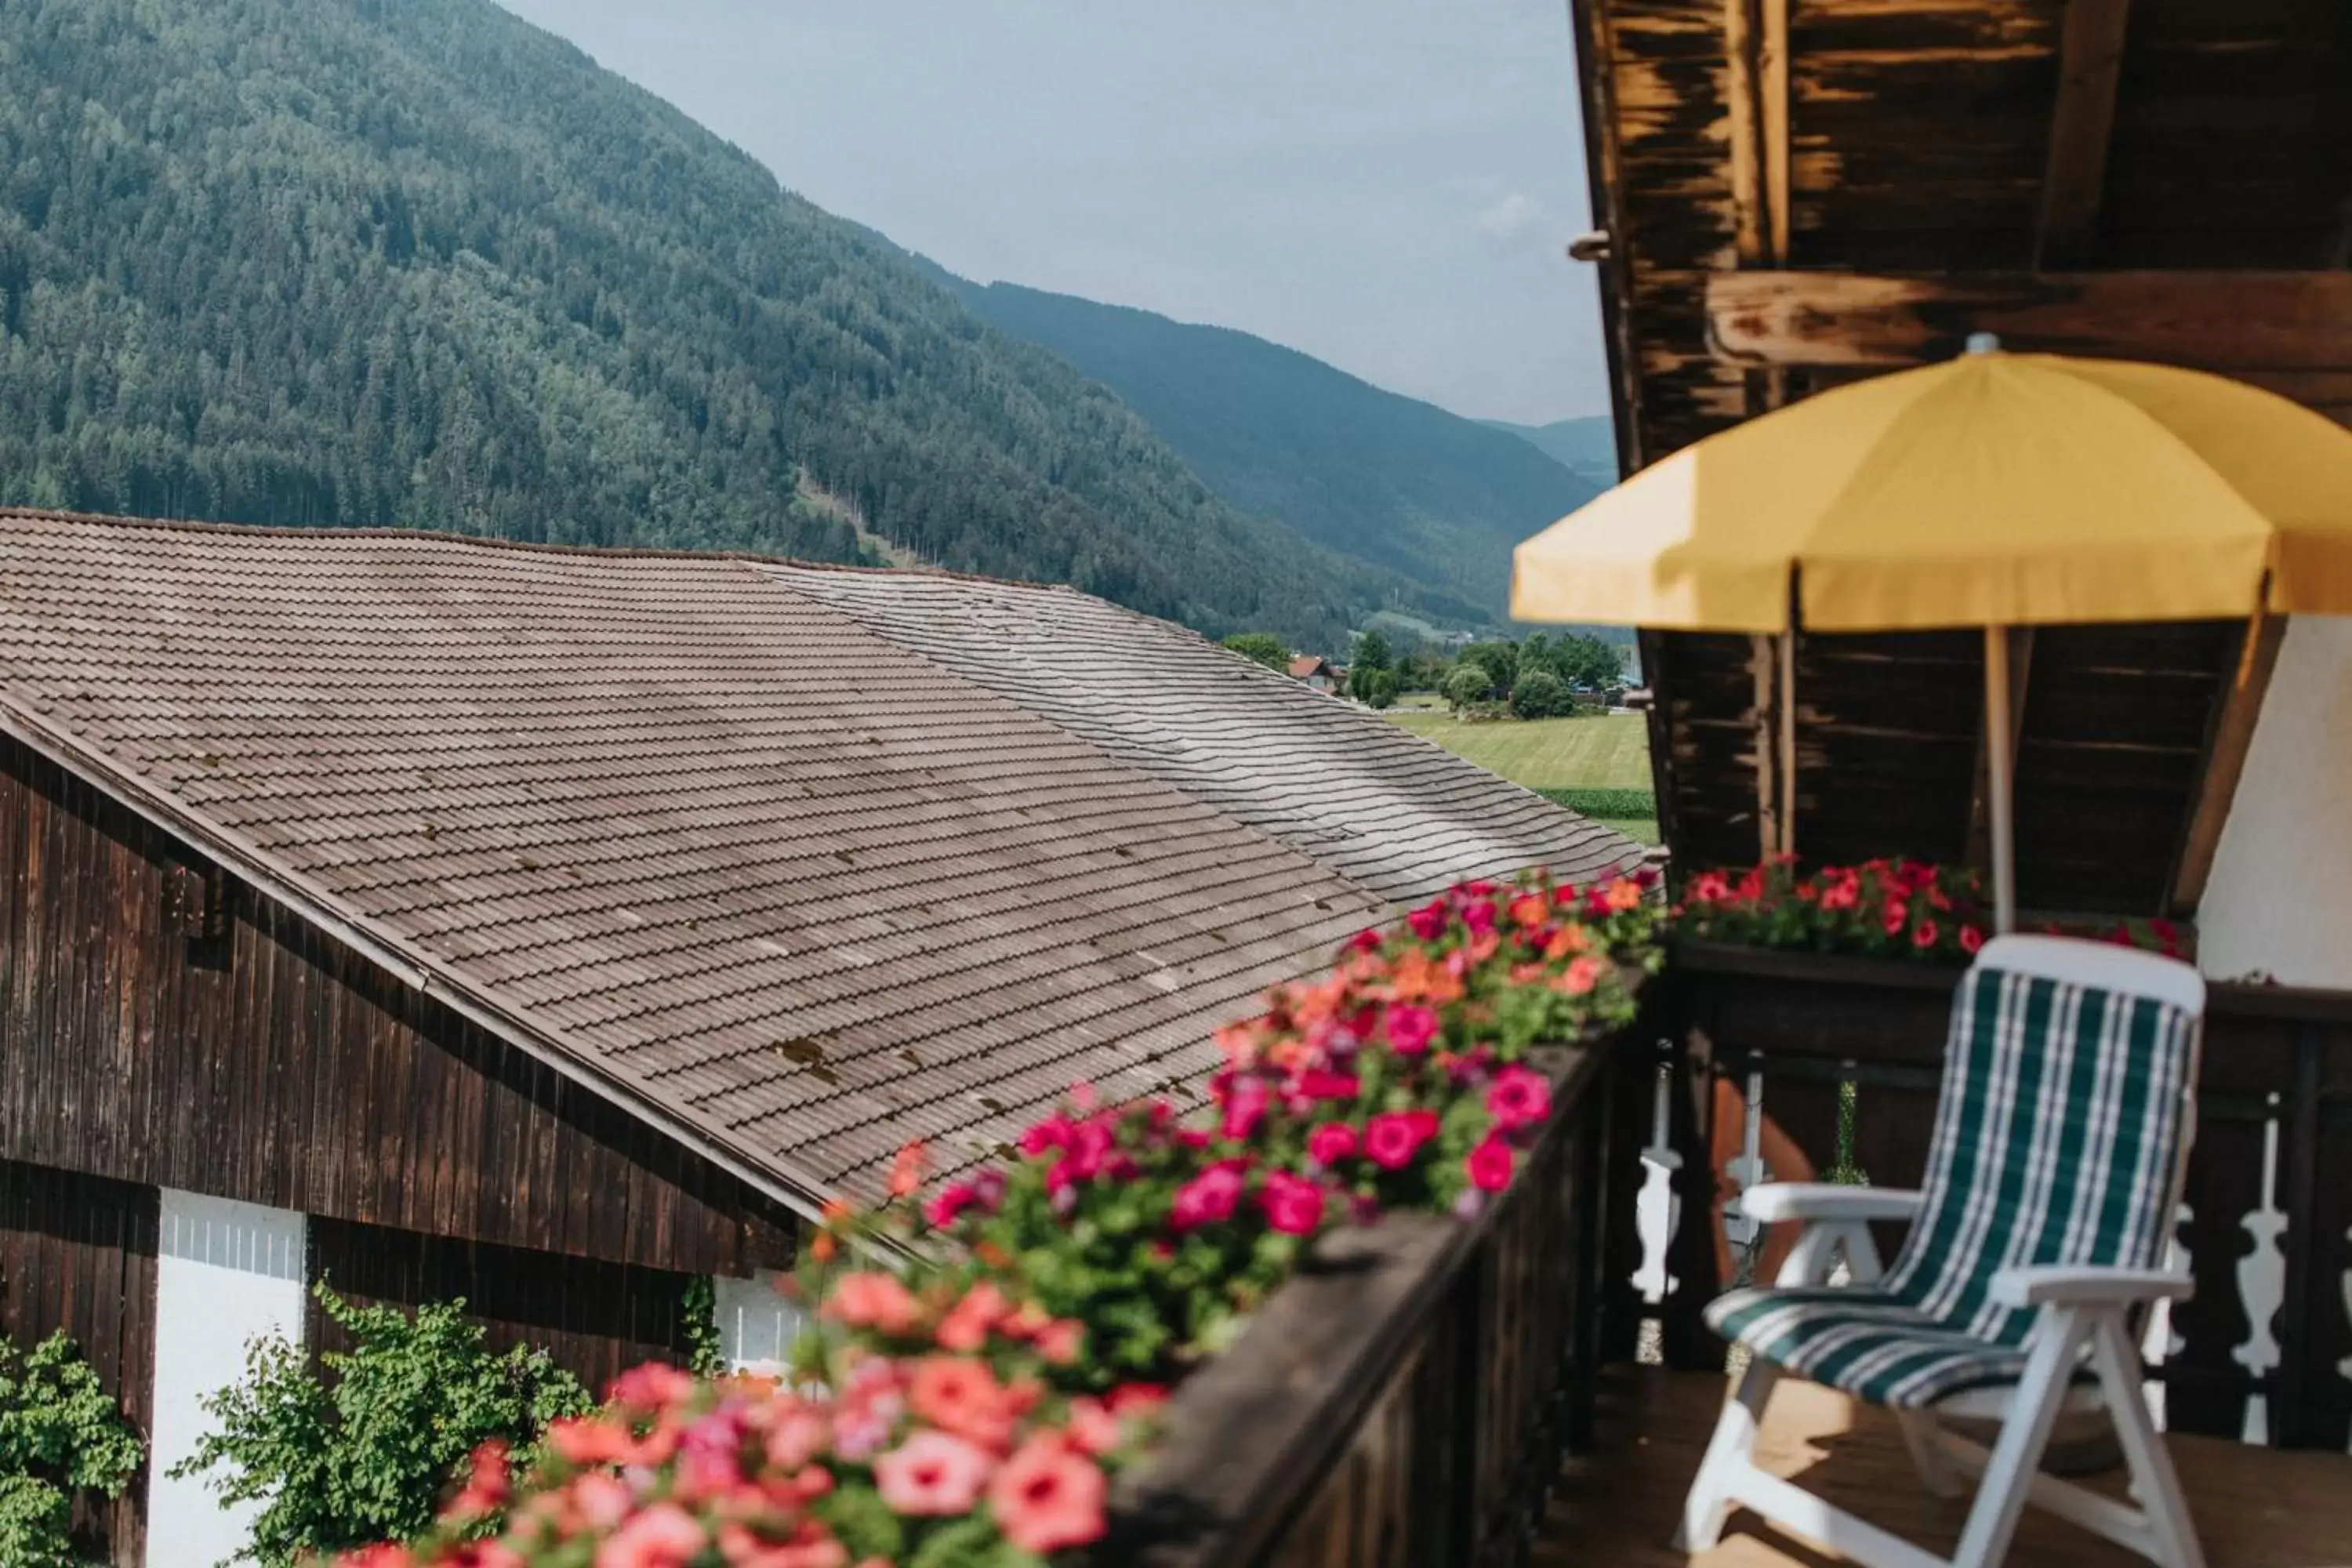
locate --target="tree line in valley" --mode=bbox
[1222,628,1631,717]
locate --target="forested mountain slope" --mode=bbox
[0,0,1483,649]
[951,280,1602,618]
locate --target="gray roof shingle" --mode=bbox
[0,511,1633,1203]
[761,564,1642,902]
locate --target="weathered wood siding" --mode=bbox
[0,1158,156,1565]
[0,734,798,1276]
[307,1217,701,1398]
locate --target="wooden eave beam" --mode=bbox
[2035,0,2132,270]
[2171,612,2287,916]
[1707,270,2352,371]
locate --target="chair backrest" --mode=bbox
[1880,936,2205,1345]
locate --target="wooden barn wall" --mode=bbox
[0,735,798,1278]
[0,1158,156,1566]
[1577,0,2342,908]
[307,1217,697,1399]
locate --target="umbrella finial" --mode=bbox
[1965,331,2002,356]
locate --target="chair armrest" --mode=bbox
[1739,1183,1924,1225]
[1990,1266,2195,1308]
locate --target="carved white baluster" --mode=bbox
[1634,1054,1682,1305]
[2142,1201,2192,1431]
[1722,1067,1767,1265]
[2234,1094,2288,1446]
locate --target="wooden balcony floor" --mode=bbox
[1541,1367,2352,1567]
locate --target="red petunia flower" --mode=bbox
[1260,1171,1328,1236]
[1466,1136,1516,1192]
[1306,1121,1360,1166]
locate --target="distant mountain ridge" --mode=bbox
[0,0,1493,653]
[941,278,1604,622]
[1482,416,1620,491]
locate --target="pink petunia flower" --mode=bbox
[1467,1136,1516,1192]
[1406,902,1449,940]
[1306,1121,1359,1167]
[1019,1113,1075,1158]
[593,1503,706,1568]
[1385,1004,1439,1056]
[872,1428,996,1517]
[907,1356,1013,1452]
[1295,1069,1361,1103]
[1460,899,1498,936]
[1170,1160,1247,1230]
[934,1281,1010,1353]
[1220,1074,1271,1141]
[1259,1171,1327,1236]
[989,1436,1109,1555]
[1363,1110,1437,1171]
[1485,1065,1552,1132]
[820,1272,920,1338]
[926,1181,982,1229]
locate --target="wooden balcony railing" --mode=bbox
[1097,1001,1662,1568]
[1089,946,2352,1567]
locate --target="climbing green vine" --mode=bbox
[679,1276,725,1378]
[0,1333,143,1568]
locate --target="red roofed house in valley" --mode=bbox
[0,510,1637,1562]
[1287,653,1338,691]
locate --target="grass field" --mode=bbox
[1385,710,1657,843]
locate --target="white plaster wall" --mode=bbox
[2199,615,2352,987]
[712,1271,808,1374]
[147,1190,307,1568]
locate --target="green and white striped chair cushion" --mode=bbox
[1706,964,2196,1409]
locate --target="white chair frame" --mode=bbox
[1675,935,2209,1568]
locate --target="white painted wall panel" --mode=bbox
[712,1271,808,1374]
[2199,616,2352,988]
[147,1190,307,1568]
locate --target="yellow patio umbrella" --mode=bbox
[1512,343,2352,931]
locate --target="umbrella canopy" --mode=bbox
[1512,351,2352,633]
[1512,348,2352,935]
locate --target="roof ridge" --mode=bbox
[0,504,1088,593]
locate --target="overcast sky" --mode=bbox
[495,0,1611,425]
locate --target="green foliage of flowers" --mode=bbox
[338,869,1666,1568]
[0,1333,143,1568]
[172,1287,590,1566]
[1673,856,1990,963]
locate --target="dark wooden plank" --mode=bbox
[2035,0,2134,268]
[0,1160,158,1566]
[1707,268,2352,370]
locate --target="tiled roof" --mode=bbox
[763,564,1644,902]
[1287,655,1328,679]
[0,511,1634,1206]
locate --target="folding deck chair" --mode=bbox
[1677,935,2207,1568]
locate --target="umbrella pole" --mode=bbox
[1778,629,1797,856]
[1984,625,2018,934]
